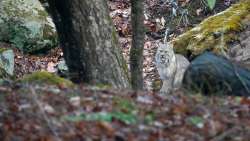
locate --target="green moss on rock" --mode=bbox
[0,68,10,79]
[0,48,8,53]
[0,48,14,78]
[20,71,74,87]
[0,0,58,53]
[172,0,250,56]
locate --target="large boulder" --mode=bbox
[172,0,250,57]
[183,52,250,96]
[0,0,57,53]
[228,23,250,70]
[57,59,69,77]
[0,48,14,79]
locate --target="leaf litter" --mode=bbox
[1,84,250,140]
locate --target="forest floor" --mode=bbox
[1,0,250,141]
[1,83,250,140]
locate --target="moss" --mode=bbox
[0,48,8,53]
[20,71,74,87]
[0,0,58,54]
[37,9,49,19]
[113,97,136,114]
[43,24,57,39]
[0,68,9,79]
[121,58,130,83]
[172,0,250,56]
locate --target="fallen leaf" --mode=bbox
[47,62,56,73]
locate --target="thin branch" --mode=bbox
[29,86,62,141]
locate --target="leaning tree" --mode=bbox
[39,0,130,88]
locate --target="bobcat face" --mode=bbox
[158,49,170,64]
[155,43,174,67]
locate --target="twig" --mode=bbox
[29,86,62,141]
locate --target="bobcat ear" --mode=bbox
[167,42,174,49]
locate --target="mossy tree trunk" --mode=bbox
[130,0,145,90]
[40,0,130,88]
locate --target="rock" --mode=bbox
[228,23,250,70]
[0,48,14,79]
[57,59,69,77]
[183,52,250,96]
[172,0,250,57]
[20,71,74,88]
[0,0,57,53]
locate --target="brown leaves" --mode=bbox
[240,97,250,106]
[97,122,115,137]
[14,47,62,78]
[46,62,57,73]
[2,84,250,140]
[109,2,131,37]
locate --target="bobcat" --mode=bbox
[155,43,190,94]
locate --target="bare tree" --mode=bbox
[130,0,145,90]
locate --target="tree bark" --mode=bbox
[40,0,130,88]
[130,0,145,90]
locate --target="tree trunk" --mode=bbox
[130,0,145,90]
[40,0,130,88]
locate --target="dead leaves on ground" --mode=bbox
[1,84,250,140]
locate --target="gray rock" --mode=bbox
[0,0,57,53]
[228,26,250,70]
[0,49,14,78]
[57,60,69,77]
[183,52,250,96]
